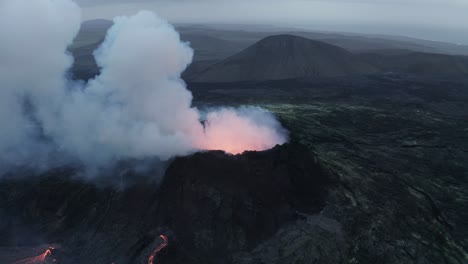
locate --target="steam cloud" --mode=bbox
[0,0,288,172]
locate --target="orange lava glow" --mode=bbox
[195,109,287,155]
[148,235,168,264]
[11,247,54,264]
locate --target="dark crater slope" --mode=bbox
[0,143,335,264]
[187,35,377,82]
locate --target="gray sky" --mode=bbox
[76,0,468,44]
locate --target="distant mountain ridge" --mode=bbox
[358,51,468,76]
[187,35,377,82]
[70,21,468,81]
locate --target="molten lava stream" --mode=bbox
[11,247,54,264]
[148,235,168,264]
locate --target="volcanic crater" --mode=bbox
[0,143,336,264]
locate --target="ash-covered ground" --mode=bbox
[1,74,467,264]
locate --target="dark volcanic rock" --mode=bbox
[158,145,333,263]
[2,74,467,263]
[188,74,468,264]
[2,75,468,264]
[0,144,336,264]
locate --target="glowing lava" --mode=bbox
[196,108,288,155]
[148,235,168,264]
[11,247,54,264]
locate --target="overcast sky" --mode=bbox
[75,0,468,44]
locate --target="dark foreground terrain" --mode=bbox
[1,73,467,264]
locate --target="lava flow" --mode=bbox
[11,247,54,264]
[148,235,168,264]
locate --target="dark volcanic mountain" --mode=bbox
[187,35,377,82]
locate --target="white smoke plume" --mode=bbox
[0,0,81,169]
[0,0,288,172]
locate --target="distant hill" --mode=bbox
[70,20,112,50]
[181,34,249,61]
[80,19,113,31]
[359,50,468,76]
[365,33,468,56]
[186,35,377,82]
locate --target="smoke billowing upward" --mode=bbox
[0,0,287,173]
